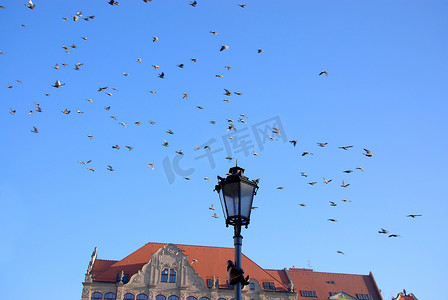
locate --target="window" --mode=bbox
[161,269,168,282]
[105,293,116,300]
[137,295,148,300]
[200,297,210,300]
[329,292,338,296]
[250,283,255,290]
[187,297,197,300]
[262,282,276,290]
[156,295,166,300]
[206,279,213,288]
[327,280,336,285]
[168,296,179,300]
[300,291,317,297]
[357,295,373,300]
[169,269,176,283]
[92,292,103,300]
[124,294,135,300]
[116,273,129,283]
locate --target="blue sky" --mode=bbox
[1,0,447,299]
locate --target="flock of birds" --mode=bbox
[5,0,423,257]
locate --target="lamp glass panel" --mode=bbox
[222,181,239,217]
[240,181,255,219]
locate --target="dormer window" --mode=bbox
[356,295,373,300]
[263,282,276,290]
[300,291,317,297]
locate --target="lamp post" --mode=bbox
[215,163,259,300]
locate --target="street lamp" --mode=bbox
[215,163,259,300]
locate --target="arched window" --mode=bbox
[124,294,135,300]
[169,269,176,283]
[92,292,103,300]
[250,283,255,290]
[200,297,210,300]
[161,269,168,282]
[168,296,179,300]
[137,295,148,300]
[156,295,166,300]
[187,297,197,300]
[105,293,116,300]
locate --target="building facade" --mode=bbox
[81,242,383,300]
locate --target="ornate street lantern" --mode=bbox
[215,164,259,230]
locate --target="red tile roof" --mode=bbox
[90,242,383,300]
[287,268,383,300]
[91,242,289,291]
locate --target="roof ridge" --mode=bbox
[288,268,371,277]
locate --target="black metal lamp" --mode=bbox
[215,164,259,230]
[215,163,259,300]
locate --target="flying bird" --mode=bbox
[125,146,133,151]
[277,187,285,190]
[302,152,313,156]
[204,177,210,183]
[118,122,127,127]
[319,70,328,77]
[77,160,92,165]
[182,93,188,99]
[338,146,353,150]
[330,201,337,206]
[52,80,65,88]
[112,145,120,150]
[108,0,119,5]
[158,72,165,78]
[289,140,297,147]
[363,148,374,157]
[407,214,422,218]
[107,165,114,171]
[148,163,154,170]
[308,182,317,185]
[341,180,350,188]
[238,4,246,8]
[356,167,364,172]
[61,109,70,114]
[88,135,94,140]
[190,58,198,62]
[152,65,160,70]
[337,251,345,255]
[212,213,219,218]
[388,234,400,238]
[162,140,169,147]
[300,172,308,177]
[299,203,306,207]
[135,122,141,126]
[209,204,215,210]
[343,170,353,173]
[210,31,218,35]
[257,49,264,53]
[317,143,328,147]
[328,219,338,222]
[136,58,142,63]
[10,109,16,115]
[189,1,197,7]
[176,150,184,155]
[323,177,332,184]
[378,228,389,234]
[220,45,229,51]
[31,126,38,133]
[225,66,231,70]
[25,0,35,9]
